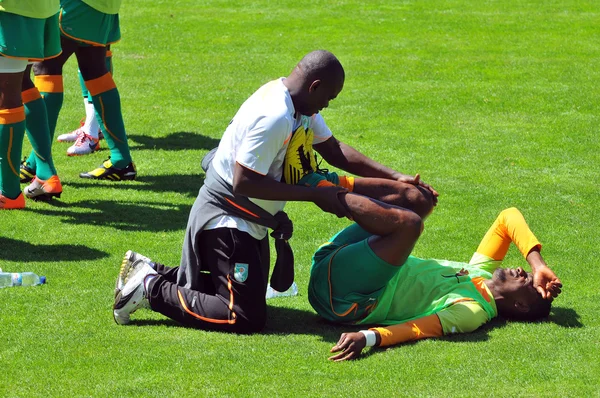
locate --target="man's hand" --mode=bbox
[329,332,367,362]
[396,173,439,205]
[532,265,562,299]
[312,186,351,219]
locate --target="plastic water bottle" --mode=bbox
[0,272,46,288]
[266,281,299,299]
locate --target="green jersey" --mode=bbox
[0,0,59,19]
[359,256,498,326]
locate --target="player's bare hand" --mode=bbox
[313,186,351,219]
[533,265,562,299]
[329,332,366,362]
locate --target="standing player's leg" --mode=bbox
[75,44,135,180]
[0,62,27,209]
[21,64,63,200]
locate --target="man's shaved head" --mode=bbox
[295,50,345,82]
[284,50,345,116]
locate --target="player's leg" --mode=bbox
[352,177,435,219]
[76,44,135,179]
[21,65,63,200]
[0,63,27,209]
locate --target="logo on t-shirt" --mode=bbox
[234,263,249,282]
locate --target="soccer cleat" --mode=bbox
[67,132,100,156]
[0,193,25,210]
[115,250,154,297]
[19,160,36,183]
[57,118,104,142]
[113,262,157,325]
[23,175,63,201]
[79,159,137,181]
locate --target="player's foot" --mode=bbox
[19,160,36,183]
[23,175,63,201]
[0,193,25,210]
[67,132,100,156]
[115,250,154,297]
[57,118,104,142]
[113,262,157,325]
[79,159,137,181]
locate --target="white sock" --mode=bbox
[82,100,100,139]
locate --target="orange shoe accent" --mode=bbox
[42,175,63,195]
[0,193,25,210]
[34,75,64,93]
[84,73,116,96]
[22,87,42,104]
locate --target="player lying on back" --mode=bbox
[307,193,562,361]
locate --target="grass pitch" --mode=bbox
[1,1,599,396]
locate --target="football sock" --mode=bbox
[85,72,132,168]
[22,88,57,180]
[0,107,26,199]
[27,75,63,170]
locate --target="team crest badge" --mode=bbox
[234,263,249,282]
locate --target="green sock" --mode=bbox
[23,90,57,180]
[88,74,131,168]
[28,75,64,172]
[0,108,25,198]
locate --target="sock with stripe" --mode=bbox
[22,88,58,180]
[79,50,113,139]
[85,72,132,168]
[0,107,26,199]
[26,75,64,170]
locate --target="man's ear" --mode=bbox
[514,300,530,313]
[308,80,321,93]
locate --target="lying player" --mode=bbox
[308,195,562,361]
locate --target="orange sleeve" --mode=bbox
[475,207,541,260]
[371,314,443,347]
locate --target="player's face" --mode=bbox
[302,77,344,116]
[494,267,539,301]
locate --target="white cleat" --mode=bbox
[113,262,157,325]
[67,133,100,156]
[115,250,154,296]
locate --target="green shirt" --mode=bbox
[82,0,121,15]
[358,256,498,329]
[0,0,59,19]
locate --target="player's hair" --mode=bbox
[504,295,552,321]
[297,50,345,81]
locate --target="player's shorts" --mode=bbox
[308,223,400,323]
[59,0,121,46]
[297,170,355,191]
[0,12,61,61]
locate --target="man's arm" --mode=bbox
[328,314,443,362]
[233,163,350,218]
[313,136,438,197]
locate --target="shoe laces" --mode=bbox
[74,132,92,146]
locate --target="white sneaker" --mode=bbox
[113,262,157,325]
[115,250,154,297]
[57,118,104,143]
[66,132,100,156]
[57,126,85,143]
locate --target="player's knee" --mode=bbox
[401,185,434,218]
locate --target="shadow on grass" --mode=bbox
[26,199,191,232]
[0,237,108,262]
[549,306,583,328]
[64,173,205,198]
[128,132,219,151]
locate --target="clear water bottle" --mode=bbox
[266,281,298,299]
[0,272,46,288]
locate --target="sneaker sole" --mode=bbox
[115,250,134,298]
[25,192,62,201]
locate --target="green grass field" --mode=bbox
[1,1,599,396]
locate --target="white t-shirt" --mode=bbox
[207,78,333,239]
